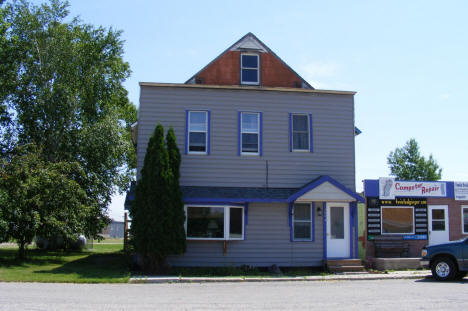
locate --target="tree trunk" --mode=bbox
[18,240,26,259]
[144,254,168,274]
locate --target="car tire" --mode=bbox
[431,257,457,281]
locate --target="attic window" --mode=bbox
[241,54,259,85]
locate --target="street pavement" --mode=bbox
[0,278,467,310]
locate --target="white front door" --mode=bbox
[326,202,350,258]
[428,205,449,245]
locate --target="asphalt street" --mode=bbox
[0,278,467,310]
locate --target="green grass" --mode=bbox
[0,242,130,283]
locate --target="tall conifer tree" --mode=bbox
[166,127,186,255]
[130,124,186,272]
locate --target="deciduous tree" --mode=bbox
[0,146,91,258]
[387,138,442,181]
[0,0,137,244]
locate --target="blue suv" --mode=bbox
[420,237,468,281]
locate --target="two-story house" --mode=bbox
[127,33,364,268]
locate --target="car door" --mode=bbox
[463,239,468,269]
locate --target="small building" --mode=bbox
[363,178,468,265]
[127,33,364,268]
[101,220,125,239]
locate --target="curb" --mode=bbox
[129,272,432,284]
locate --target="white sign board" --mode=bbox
[454,182,468,200]
[379,177,446,199]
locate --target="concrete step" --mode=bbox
[328,265,366,273]
[326,259,363,267]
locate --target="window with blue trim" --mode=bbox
[293,203,314,240]
[241,112,260,155]
[292,114,310,151]
[241,54,259,85]
[187,111,208,154]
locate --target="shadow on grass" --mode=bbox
[0,248,71,267]
[35,252,131,281]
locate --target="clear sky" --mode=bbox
[49,0,468,220]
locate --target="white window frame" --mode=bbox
[380,206,415,235]
[184,205,244,241]
[291,114,310,152]
[240,112,260,155]
[462,206,468,234]
[188,110,208,155]
[240,53,260,85]
[293,203,313,241]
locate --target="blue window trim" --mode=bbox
[323,202,327,259]
[237,111,241,156]
[259,112,263,156]
[185,110,210,155]
[289,113,313,152]
[244,203,248,240]
[207,111,211,155]
[288,113,292,152]
[290,202,315,242]
[184,110,189,155]
[309,114,313,152]
[238,111,262,156]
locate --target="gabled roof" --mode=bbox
[185,32,314,89]
[288,175,364,203]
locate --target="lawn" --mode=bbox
[0,239,130,283]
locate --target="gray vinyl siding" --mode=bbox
[137,85,356,190]
[168,203,324,267]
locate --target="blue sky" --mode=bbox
[53,0,468,220]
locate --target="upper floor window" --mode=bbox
[240,112,261,155]
[187,110,209,154]
[290,113,313,152]
[241,54,259,85]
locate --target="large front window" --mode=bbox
[381,206,414,234]
[186,205,244,240]
[188,111,208,154]
[241,112,260,155]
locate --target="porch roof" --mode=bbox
[124,175,364,209]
